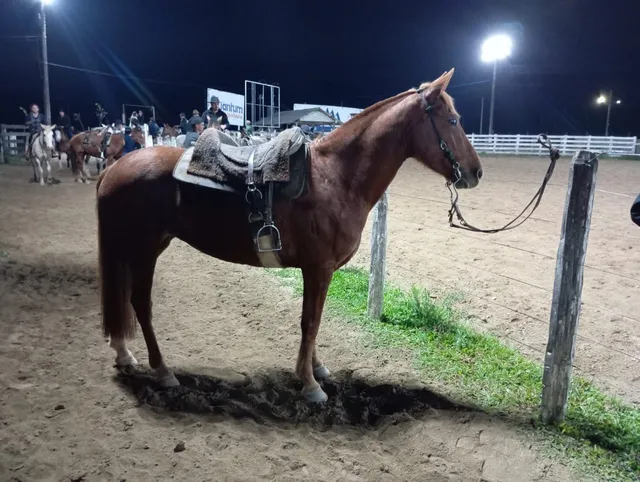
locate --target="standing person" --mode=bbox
[24,103,44,159]
[179,112,189,134]
[202,96,229,130]
[182,116,204,148]
[632,194,640,227]
[148,117,160,144]
[122,126,141,155]
[138,110,145,125]
[56,109,72,139]
[129,111,140,128]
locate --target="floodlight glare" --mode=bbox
[616,99,621,104]
[596,95,607,104]
[42,0,53,5]
[481,34,513,63]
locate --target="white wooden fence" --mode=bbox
[0,124,29,163]
[468,134,638,156]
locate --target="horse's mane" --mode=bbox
[418,81,458,116]
[316,80,456,147]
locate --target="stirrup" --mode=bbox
[256,224,282,252]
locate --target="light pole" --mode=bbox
[481,34,512,135]
[40,0,53,124]
[596,91,621,137]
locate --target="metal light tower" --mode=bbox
[481,34,512,135]
[596,91,621,137]
[40,0,53,124]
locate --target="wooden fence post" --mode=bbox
[541,150,598,424]
[367,191,388,319]
[1,124,6,163]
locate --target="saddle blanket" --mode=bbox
[186,127,305,186]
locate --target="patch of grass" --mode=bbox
[272,267,640,481]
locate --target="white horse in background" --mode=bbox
[29,125,57,186]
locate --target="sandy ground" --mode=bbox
[350,155,640,405]
[0,160,581,481]
[0,152,640,481]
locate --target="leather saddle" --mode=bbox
[173,127,309,200]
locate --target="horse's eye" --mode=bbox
[448,119,458,126]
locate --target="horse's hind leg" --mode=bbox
[130,240,179,387]
[110,337,138,366]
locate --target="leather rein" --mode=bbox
[416,88,560,234]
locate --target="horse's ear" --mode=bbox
[424,68,455,104]
[51,124,56,129]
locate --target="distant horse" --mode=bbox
[28,125,57,186]
[96,69,483,402]
[161,123,179,138]
[68,127,145,183]
[54,128,72,169]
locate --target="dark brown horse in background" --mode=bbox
[161,123,179,139]
[68,127,145,183]
[97,69,483,402]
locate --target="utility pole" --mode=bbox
[40,1,52,124]
[488,60,497,135]
[605,89,612,137]
[480,97,485,134]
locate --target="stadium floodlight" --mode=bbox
[595,91,621,136]
[481,34,513,63]
[481,34,512,134]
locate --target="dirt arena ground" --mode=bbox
[1,153,637,481]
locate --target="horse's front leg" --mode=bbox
[30,157,38,183]
[45,159,52,184]
[35,158,44,186]
[296,266,334,402]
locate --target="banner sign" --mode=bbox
[293,103,363,124]
[206,88,245,127]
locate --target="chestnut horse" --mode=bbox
[69,127,145,182]
[97,69,483,402]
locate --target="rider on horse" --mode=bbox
[24,104,45,159]
[182,115,204,148]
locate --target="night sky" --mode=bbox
[1,0,637,136]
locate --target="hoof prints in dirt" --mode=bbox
[116,368,473,429]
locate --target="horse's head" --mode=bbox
[42,124,57,150]
[130,127,146,146]
[410,69,482,189]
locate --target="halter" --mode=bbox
[415,88,462,185]
[415,88,560,234]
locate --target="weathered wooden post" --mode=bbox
[0,124,6,163]
[541,150,598,424]
[367,191,389,319]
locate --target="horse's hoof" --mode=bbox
[304,387,328,403]
[313,365,331,380]
[115,354,138,367]
[158,373,180,388]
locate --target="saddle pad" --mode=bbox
[173,147,242,194]
[173,145,310,201]
[186,127,304,186]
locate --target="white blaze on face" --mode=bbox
[54,129,62,143]
[43,126,56,150]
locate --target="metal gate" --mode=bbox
[244,81,280,131]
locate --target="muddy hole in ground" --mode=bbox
[115,367,474,430]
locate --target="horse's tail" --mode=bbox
[97,190,135,340]
[68,148,79,175]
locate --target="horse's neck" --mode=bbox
[320,93,419,208]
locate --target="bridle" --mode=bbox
[415,88,560,234]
